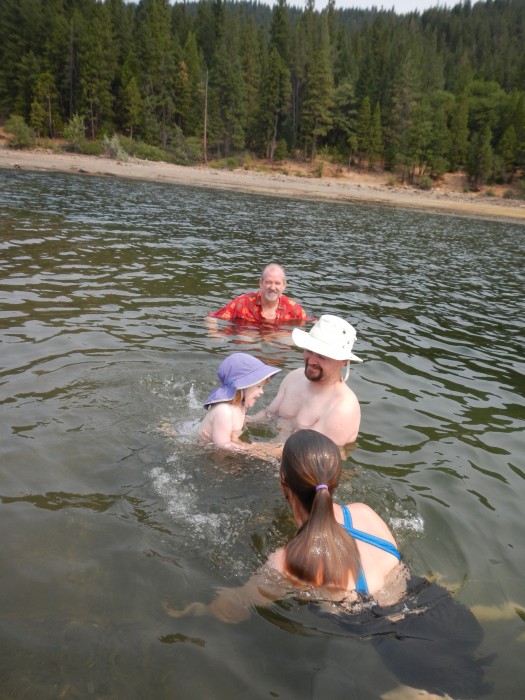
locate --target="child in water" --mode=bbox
[198,353,281,455]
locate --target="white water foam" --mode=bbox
[390,512,425,534]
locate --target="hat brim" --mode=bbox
[292,328,363,362]
[203,385,237,408]
[235,365,281,390]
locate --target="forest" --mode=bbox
[0,0,524,188]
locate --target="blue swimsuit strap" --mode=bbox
[340,505,368,594]
[340,505,402,560]
[340,505,401,596]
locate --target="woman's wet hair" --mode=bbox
[280,429,360,590]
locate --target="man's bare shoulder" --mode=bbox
[342,381,360,400]
[329,384,360,414]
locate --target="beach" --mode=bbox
[2,145,525,224]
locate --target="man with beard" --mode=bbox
[208,263,309,324]
[249,315,363,447]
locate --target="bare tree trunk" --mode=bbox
[203,69,208,165]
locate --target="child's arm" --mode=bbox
[208,405,282,461]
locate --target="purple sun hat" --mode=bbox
[204,353,281,409]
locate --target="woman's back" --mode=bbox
[333,502,406,603]
[270,500,405,603]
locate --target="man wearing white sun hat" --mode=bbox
[249,315,363,447]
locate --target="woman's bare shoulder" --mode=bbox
[345,503,395,539]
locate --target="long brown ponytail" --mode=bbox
[281,430,361,590]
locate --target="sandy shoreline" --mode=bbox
[2,145,525,224]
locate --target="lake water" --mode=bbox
[0,167,524,698]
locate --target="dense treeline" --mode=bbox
[1,0,524,187]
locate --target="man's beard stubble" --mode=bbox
[305,361,322,382]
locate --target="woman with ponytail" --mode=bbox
[167,429,406,623]
[269,429,404,602]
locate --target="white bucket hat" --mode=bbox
[292,315,362,362]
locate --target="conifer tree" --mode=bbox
[498,124,517,181]
[330,80,358,162]
[121,75,143,140]
[356,95,371,168]
[448,93,469,171]
[135,0,177,147]
[300,11,333,160]
[270,0,291,65]
[29,71,58,138]
[368,102,383,169]
[384,42,422,178]
[467,123,494,189]
[181,31,205,138]
[207,12,247,157]
[257,46,290,160]
[241,18,263,150]
[75,1,118,139]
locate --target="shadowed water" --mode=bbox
[0,168,524,698]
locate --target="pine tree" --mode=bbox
[121,75,142,140]
[330,80,358,163]
[448,93,469,171]
[270,0,290,65]
[426,91,452,178]
[75,1,118,139]
[368,102,383,169]
[356,95,371,168]
[300,12,334,160]
[135,0,177,147]
[207,14,246,157]
[29,71,58,138]
[257,46,290,160]
[241,18,262,151]
[383,42,422,178]
[498,124,517,181]
[467,124,494,189]
[181,31,205,138]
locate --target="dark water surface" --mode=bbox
[1,168,524,698]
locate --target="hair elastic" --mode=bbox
[315,484,329,492]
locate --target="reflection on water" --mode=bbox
[1,168,524,698]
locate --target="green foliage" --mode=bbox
[275,138,288,161]
[467,124,494,189]
[418,175,433,190]
[448,95,469,171]
[75,140,105,156]
[313,160,324,178]
[5,114,35,148]
[209,156,242,170]
[299,13,334,160]
[63,115,87,152]
[118,136,167,162]
[0,0,524,184]
[102,134,129,161]
[257,46,290,159]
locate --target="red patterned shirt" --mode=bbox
[209,291,308,324]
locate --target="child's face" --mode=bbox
[243,381,266,409]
